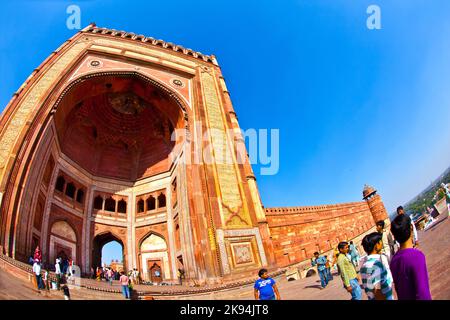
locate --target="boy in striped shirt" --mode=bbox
[360,232,394,300]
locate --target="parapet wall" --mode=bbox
[265,201,375,267]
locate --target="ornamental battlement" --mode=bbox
[82,23,217,65]
[264,201,368,215]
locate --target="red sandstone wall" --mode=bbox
[266,201,375,267]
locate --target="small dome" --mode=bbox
[363,184,377,199]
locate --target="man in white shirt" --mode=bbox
[397,206,419,247]
[32,260,44,290]
[376,220,397,261]
[55,258,62,290]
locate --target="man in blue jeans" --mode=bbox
[119,271,130,299]
[32,260,44,290]
[311,252,328,289]
[337,241,362,300]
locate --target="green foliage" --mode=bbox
[404,167,450,215]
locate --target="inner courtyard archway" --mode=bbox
[92,232,124,270]
[10,71,191,278]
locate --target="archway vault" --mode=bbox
[1,27,269,284]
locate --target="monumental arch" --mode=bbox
[0,24,388,284]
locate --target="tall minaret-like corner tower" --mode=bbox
[363,185,389,226]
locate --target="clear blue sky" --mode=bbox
[1,0,450,220]
[102,241,122,265]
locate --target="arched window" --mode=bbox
[55,176,65,192]
[76,189,85,203]
[146,196,156,211]
[158,193,166,208]
[118,199,127,214]
[137,199,144,213]
[105,197,116,212]
[93,196,103,210]
[65,182,76,198]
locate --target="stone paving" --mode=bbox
[0,213,449,300]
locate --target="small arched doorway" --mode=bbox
[49,221,78,266]
[139,233,170,283]
[92,232,125,271]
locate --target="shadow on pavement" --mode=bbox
[304,284,323,290]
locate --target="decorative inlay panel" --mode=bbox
[200,71,251,227]
[0,42,87,180]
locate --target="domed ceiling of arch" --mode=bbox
[54,76,180,181]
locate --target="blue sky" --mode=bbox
[2,1,450,262]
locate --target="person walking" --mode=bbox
[331,248,340,274]
[107,268,114,286]
[119,271,130,299]
[68,258,73,278]
[177,268,185,285]
[325,255,333,281]
[337,241,362,300]
[133,268,138,285]
[311,252,329,289]
[397,206,419,248]
[62,284,71,300]
[32,260,44,291]
[390,214,432,300]
[96,267,102,281]
[55,258,62,290]
[43,269,50,295]
[254,268,281,300]
[135,269,140,285]
[376,220,397,260]
[349,241,361,270]
[360,232,394,300]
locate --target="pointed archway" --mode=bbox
[92,232,125,270]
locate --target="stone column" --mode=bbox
[166,182,177,279]
[41,161,61,264]
[128,192,135,271]
[178,151,198,281]
[82,185,94,274]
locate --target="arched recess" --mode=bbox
[1,68,193,259]
[92,232,125,270]
[49,220,78,265]
[139,232,170,282]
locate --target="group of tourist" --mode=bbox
[253,205,432,300]
[27,204,433,301]
[30,246,71,300]
[308,206,430,300]
[94,266,118,283]
[92,266,140,288]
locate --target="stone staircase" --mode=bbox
[0,253,287,299]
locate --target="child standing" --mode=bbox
[253,269,280,300]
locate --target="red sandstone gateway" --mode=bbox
[0,24,388,285]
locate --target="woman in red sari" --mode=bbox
[33,246,42,263]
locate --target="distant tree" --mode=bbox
[437,188,446,201]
